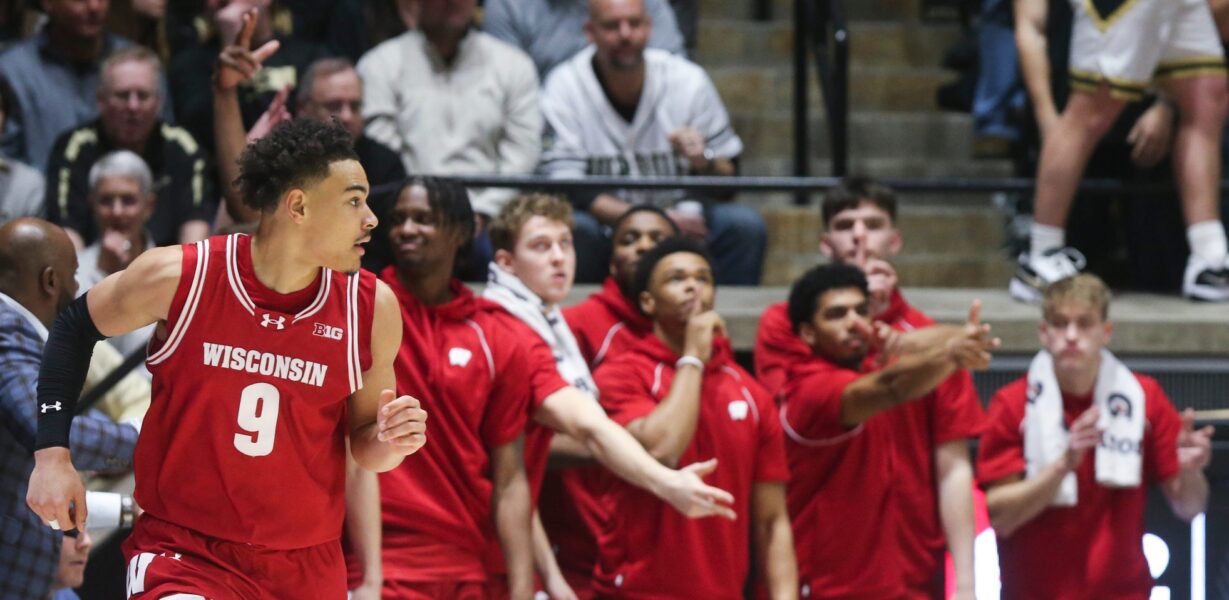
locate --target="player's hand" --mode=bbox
[869,321,903,365]
[541,571,579,600]
[660,458,737,520]
[348,579,382,600]
[945,300,999,371]
[376,390,427,456]
[682,304,726,364]
[1064,406,1101,471]
[27,447,87,533]
[862,258,897,319]
[1177,408,1215,472]
[100,229,135,266]
[668,127,711,173]
[246,84,292,143]
[1128,99,1174,168]
[214,8,280,92]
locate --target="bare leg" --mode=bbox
[1163,75,1228,227]
[1032,86,1128,228]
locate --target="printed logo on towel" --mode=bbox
[1026,380,1044,403]
[728,400,749,421]
[1107,393,1133,419]
[1099,432,1142,455]
[449,347,473,368]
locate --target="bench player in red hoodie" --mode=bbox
[26,109,427,598]
[755,177,986,598]
[593,236,797,599]
[543,205,677,595]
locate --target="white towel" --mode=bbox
[1023,349,1144,506]
[483,263,598,397]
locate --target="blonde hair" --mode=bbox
[100,46,164,96]
[489,194,574,252]
[1042,274,1111,321]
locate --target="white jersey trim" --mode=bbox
[465,320,497,379]
[147,240,208,366]
[345,273,362,393]
[293,269,333,323]
[779,403,864,447]
[592,322,625,369]
[225,234,257,316]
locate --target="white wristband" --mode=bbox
[676,355,705,371]
[85,491,122,529]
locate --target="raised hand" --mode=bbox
[214,8,280,92]
[946,300,1000,371]
[376,390,427,457]
[863,258,898,318]
[682,303,726,364]
[661,458,737,520]
[1177,408,1214,472]
[246,84,293,143]
[1064,406,1101,471]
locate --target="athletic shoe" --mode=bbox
[1010,247,1087,304]
[1183,255,1229,302]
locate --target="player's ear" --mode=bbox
[798,321,818,348]
[638,289,656,317]
[887,228,903,257]
[493,248,515,273]
[819,233,835,258]
[284,189,308,223]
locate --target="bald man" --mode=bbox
[0,218,140,600]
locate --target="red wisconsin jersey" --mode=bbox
[594,336,788,599]
[136,234,375,549]
[563,277,652,370]
[369,271,533,584]
[755,289,984,587]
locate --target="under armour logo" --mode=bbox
[40,402,62,414]
[260,314,286,330]
[448,347,472,367]
[728,400,749,421]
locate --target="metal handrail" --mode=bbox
[794,0,850,204]
[441,174,1194,195]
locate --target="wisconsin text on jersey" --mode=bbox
[201,342,328,387]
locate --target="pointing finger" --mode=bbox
[237,8,257,47]
[251,39,281,64]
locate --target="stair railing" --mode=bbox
[794,0,849,204]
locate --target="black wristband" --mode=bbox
[36,294,106,450]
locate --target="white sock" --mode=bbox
[1187,220,1229,265]
[1030,223,1065,263]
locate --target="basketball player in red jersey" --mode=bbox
[25,15,427,599]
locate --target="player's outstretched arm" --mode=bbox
[751,482,798,600]
[348,280,427,472]
[536,388,736,521]
[935,439,977,598]
[28,246,183,532]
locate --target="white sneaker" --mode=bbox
[1183,254,1229,302]
[1009,247,1087,304]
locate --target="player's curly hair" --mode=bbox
[630,236,715,312]
[787,264,868,333]
[236,119,358,213]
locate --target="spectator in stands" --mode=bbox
[591,236,794,597]
[483,0,685,78]
[971,0,1025,154]
[539,0,764,285]
[0,78,45,225]
[74,151,158,374]
[979,274,1213,597]
[481,193,736,599]
[47,529,92,600]
[1010,0,1229,302]
[779,263,993,599]
[541,205,677,595]
[45,47,212,250]
[167,0,334,153]
[754,176,986,598]
[0,0,171,170]
[0,218,138,600]
[358,0,540,226]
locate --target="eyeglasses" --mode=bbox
[93,194,142,208]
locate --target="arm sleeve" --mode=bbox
[35,294,107,450]
[481,326,534,448]
[357,46,405,156]
[594,358,658,427]
[780,370,860,442]
[1143,378,1181,484]
[748,377,789,483]
[687,69,742,159]
[481,0,526,49]
[44,133,91,235]
[537,74,597,210]
[522,333,569,410]
[975,387,1027,487]
[931,369,986,444]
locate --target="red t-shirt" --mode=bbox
[756,289,985,585]
[365,271,539,584]
[976,375,1182,599]
[593,335,788,599]
[780,356,906,599]
[563,276,653,370]
[139,234,374,550]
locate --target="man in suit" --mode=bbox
[0,218,138,600]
